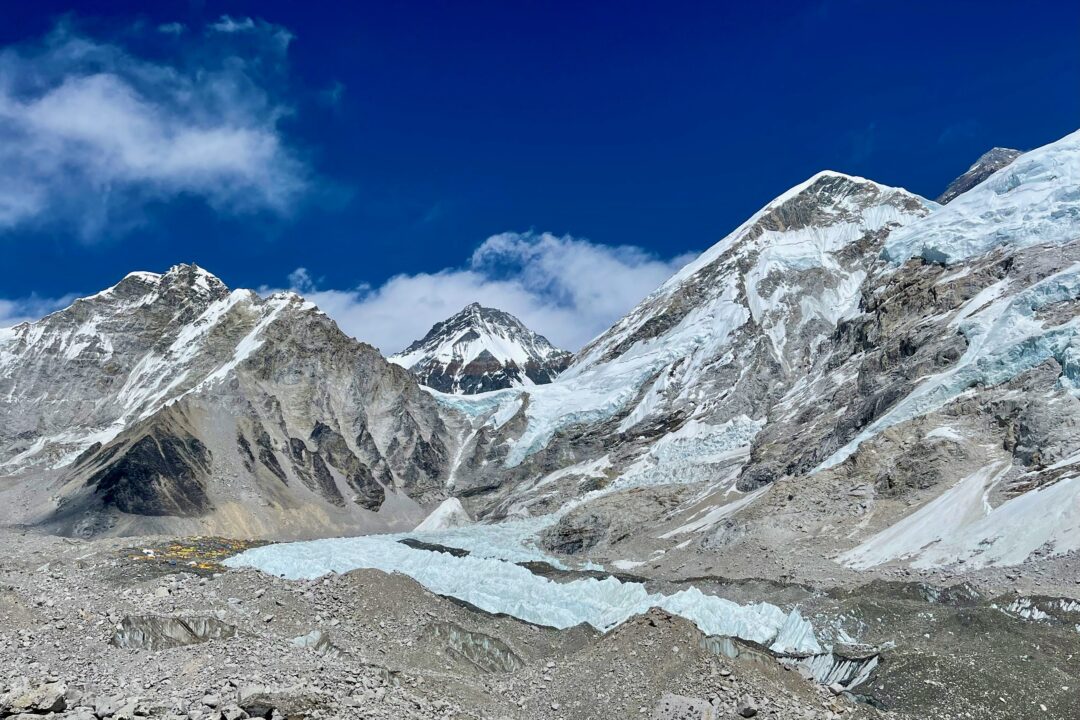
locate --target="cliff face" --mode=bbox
[0,264,459,539]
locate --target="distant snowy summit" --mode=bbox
[936,146,1022,204]
[390,303,572,394]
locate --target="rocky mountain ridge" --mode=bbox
[389,302,571,394]
[3,132,1078,569]
[0,264,458,538]
[427,130,1080,577]
[935,146,1022,204]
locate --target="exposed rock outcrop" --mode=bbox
[0,264,461,539]
[390,303,571,394]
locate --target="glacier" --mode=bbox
[884,129,1080,265]
[226,525,821,655]
[817,260,1080,472]
[438,170,931,471]
[840,462,1080,569]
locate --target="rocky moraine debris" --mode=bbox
[1,530,882,720]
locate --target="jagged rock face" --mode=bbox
[438,132,1080,578]
[0,264,459,539]
[0,265,234,471]
[439,130,1080,573]
[440,171,935,513]
[936,147,1021,204]
[390,303,571,394]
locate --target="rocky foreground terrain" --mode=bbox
[3,522,1080,720]
[0,529,890,720]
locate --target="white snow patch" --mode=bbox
[414,498,472,532]
[533,456,612,491]
[660,486,768,538]
[620,416,763,489]
[841,463,1080,568]
[924,426,964,442]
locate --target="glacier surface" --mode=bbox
[884,129,1080,265]
[226,525,821,654]
[818,261,1080,471]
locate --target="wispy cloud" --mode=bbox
[0,293,78,329]
[281,232,695,354]
[209,16,257,34]
[208,15,293,50]
[0,16,308,239]
[319,80,345,108]
[157,22,185,36]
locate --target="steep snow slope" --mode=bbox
[390,303,571,394]
[439,172,933,511]
[574,171,932,373]
[424,132,1080,575]
[700,131,1080,570]
[821,129,1080,470]
[936,147,1022,205]
[840,461,1080,569]
[0,265,458,538]
[886,130,1079,265]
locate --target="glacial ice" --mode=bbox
[436,171,930,471]
[818,261,1080,471]
[226,526,821,654]
[618,416,763,488]
[884,129,1080,265]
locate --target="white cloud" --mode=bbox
[208,15,293,50]
[0,293,78,329]
[209,16,257,34]
[287,267,317,292]
[288,232,695,354]
[0,18,307,238]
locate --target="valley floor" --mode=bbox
[2,526,1079,720]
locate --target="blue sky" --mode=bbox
[1,1,1077,352]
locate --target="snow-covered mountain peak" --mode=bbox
[432,169,935,488]
[0,266,305,473]
[390,303,572,394]
[574,171,933,371]
[887,128,1080,265]
[0,265,454,537]
[79,263,228,309]
[936,146,1022,204]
